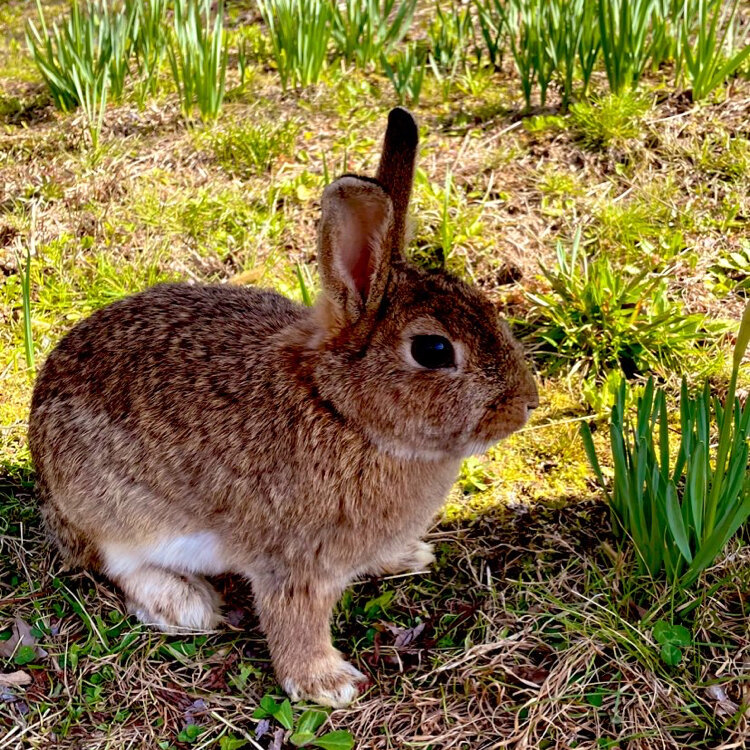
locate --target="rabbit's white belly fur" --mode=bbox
[101,532,228,577]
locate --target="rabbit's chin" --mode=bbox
[368,433,500,462]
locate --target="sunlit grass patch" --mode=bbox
[444,384,594,523]
[1,233,179,359]
[410,169,490,275]
[126,177,288,268]
[593,179,694,261]
[689,130,750,182]
[526,231,719,391]
[196,116,298,178]
[535,165,586,217]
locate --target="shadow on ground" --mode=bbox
[1,466,747,749]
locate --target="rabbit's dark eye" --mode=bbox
[411,335,455,369]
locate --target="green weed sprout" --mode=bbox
[581,303,750,585]
[381,43,426,107]
[527,229,706,382]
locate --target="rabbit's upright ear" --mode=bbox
[317,176,394,326]
[375,107,418,257]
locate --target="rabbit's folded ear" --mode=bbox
[376,107,419,258]
[318,175,394,326]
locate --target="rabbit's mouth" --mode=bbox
[474,395,534,445]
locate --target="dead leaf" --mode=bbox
[0,671,32,687]
[0,617,47,661]
[514,665,550,687]
[706,684,739,717]
[184,698,208,724]
[270,727,284,750]
[255,718,271,740]
[394,622,426,649]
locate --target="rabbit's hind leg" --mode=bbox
[114,564,221,631]
[101,537,224,631]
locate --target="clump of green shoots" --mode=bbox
[473,0,505,70]
[597,0,655,94]
[478,0,601,111]
[201,118,298,178]
[331,0,416,69]
[427,2,475,97]
[167,0,228,123]
[26,0,133,147]
[582,303,750,585]
[381,43,426,107]
[129,0,169,105]
[257,0,334,90]
[527,230,707,383]
[679,0,750,101]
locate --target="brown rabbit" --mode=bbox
[28,108,538,707]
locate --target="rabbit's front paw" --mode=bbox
[282,656,367,708]
[379,540,435,575]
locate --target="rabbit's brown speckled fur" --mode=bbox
[28,109,538,707]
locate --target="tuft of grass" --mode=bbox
[128,181,288,267]
[597,0,658,94]
[473,0,506,70]
[411,169,488,273]
[491,0,603,111]
[129,0,169,105]
[679,0,750,101]
[26,0,129,111]
[569,90,649,150]
[497,0,554,111]
[593,183,691,262]
[25,0,129,147]
[527,230,713,385]
[710,241,750,298]
[427,1,475,98]
[691,131,750,182]
[381,43,426,107]
[331,0,416,70]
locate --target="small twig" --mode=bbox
[516,412,608,434]
[0,590,50,608]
